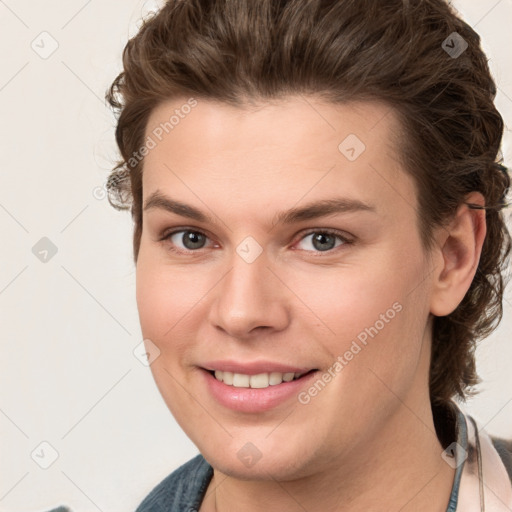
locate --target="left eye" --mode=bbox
[295,231,348,252]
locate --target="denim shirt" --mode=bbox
[134,401,512,512]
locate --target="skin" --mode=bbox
[135,96,486,511]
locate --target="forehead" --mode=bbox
[144,95,400,158]
[141,96,415,223]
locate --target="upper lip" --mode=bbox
[201,360,314,375]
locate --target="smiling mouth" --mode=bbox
[206,369,318,389]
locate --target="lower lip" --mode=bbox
[202,369,318,413]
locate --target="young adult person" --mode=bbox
[106,1,512,510]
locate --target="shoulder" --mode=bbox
[135,454,213,512]
[491,435,512,483]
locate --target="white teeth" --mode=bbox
[269,372,284,385]
[232,373,250,388]
[212,370,307,388]
[249,373,269,388]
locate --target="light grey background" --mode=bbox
[0,1,511,511]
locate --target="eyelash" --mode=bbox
[158,227,353,256]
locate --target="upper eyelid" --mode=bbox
[161,226,216,244]
[162,227,352,249]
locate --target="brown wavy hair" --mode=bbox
[105,0,511,408]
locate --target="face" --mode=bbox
[136,96,437,480]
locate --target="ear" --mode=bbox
[429,191,487,317]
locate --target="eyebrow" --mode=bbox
[143,190,377,226]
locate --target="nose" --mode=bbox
[207,248,290,339]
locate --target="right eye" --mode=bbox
[160,229,215,254]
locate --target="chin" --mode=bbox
[198,439,318,482]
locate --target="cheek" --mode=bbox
[135,247,216,373]
[136,244,195,336]
[136,262,169,339]
[135,254,202,410]
[294,244,429,366]
[290,264,404,338]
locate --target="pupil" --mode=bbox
[183,231,205,249]
[313,233,335,251]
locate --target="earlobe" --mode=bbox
[429,192,487,317]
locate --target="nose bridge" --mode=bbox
[223,246,272,313]
[209,241,289,336]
